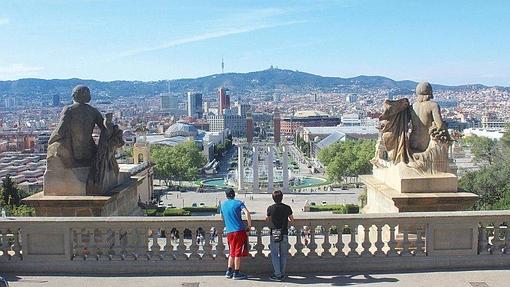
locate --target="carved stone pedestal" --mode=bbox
[360,163,478,214]
[24,179,143,216]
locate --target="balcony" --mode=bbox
[1,211,510,274]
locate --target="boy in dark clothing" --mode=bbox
[266,190,294,281]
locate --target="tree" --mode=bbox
[462,135,499,164]
[1,175,22,206]
[318,140,375,183]
[459,128,510,210]
[152,141,206,185]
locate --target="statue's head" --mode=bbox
[72,85,91,104]
[415,82,433,102]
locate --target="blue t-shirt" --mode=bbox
[220,199,246,234]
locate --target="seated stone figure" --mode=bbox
[44,85,123,196]
[372,82,452,175]
[87,113,125,195]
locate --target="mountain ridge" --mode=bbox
[0,68,506,100]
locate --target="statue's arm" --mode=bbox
[48,106,70,145]
[94,109,106,130]
[432,103,445,129]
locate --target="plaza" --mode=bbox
[159,188,363,216]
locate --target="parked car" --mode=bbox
[192,203,198,207]
[321,201,327,206]
[199,202,205,207]
[310,202,316,206]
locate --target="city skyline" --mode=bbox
[1,0,510,86]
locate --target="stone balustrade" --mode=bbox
[1,211,510,274]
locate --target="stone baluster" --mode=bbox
[502,224,510,255]
[202,230,213,260]
[293,225,305,258]
[414,227,425,256]
[335,225,346,257]
[347,224,359,257]
[176,228,187,260]
[95,229,107,260]
[163,228,175,260]
[190,228,201,260]
[373,224,385,257]
[321,224,332,257]
[386,224,398,256]
[478,222,489,255]
[490,223,503,255]
[150,228,161,260]
[74,229,84,260]
[126,229,136,260]
[216,228,226,260]
[307,225,318,257]
[11,228,22,260]
[1,229,9,260]
[83,229,91,260]
[89,229,99,260]
[361,224,372,257]
[112,229,123,260]
[254,228,264,258]
[134,228,147,260]
[400,226,411,256]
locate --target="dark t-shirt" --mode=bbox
[267,203,293,235]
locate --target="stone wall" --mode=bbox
[1,211,510,274]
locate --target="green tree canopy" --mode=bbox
[1,175,22,206]
[460,128,510,210]
[151,141,206,185]
[462,135,499,164]
[318,139,375,183]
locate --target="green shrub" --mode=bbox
[309,204,346,212]
[345,204,359,214]
[182,206,218,213]
[145,209,158,216]
[163,208,191,216]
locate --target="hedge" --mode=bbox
[332,204,360,214]
[309,204,360,214]
[309,204,346,212]
[163,208,191,216]
[182,206,218,213]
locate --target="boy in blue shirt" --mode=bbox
[220,188,252,280]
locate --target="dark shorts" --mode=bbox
[227,230,249,257]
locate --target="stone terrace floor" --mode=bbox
[4,269,510,287]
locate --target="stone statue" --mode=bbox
[44,85,123,196]
[47,85,105,168]
[372,82,453,175]
[87,113,125,195]
[409,82,446,153]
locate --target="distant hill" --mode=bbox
[0,68,504,100]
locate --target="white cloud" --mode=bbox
[0,17,9,26]
[115,20,305,60]
[0,64,44,80]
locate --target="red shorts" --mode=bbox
[227,230,249,257]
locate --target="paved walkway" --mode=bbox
[4,269,508,287]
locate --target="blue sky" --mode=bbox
[1,0,509,86]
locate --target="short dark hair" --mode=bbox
[272,190,283,203]
[225,188,235,199]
